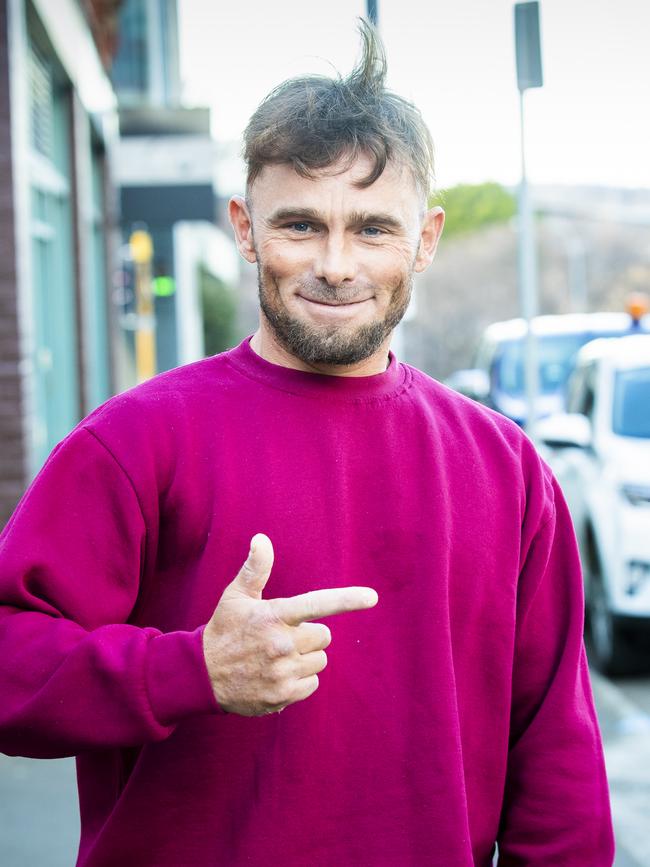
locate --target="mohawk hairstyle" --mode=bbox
[243,19,435,199]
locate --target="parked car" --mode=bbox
[536,335,650,674]
[445,302,650,427]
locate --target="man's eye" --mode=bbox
[288,222,312,233]
[362,226,383,237]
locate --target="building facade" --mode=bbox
[1,0,240,528]
[0,0,119,526]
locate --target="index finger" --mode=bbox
[272,587,379,626]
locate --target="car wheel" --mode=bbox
[588,575,630,676]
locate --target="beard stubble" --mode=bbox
[256,262,414,367]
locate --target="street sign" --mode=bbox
[515,2,543,91]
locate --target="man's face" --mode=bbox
[229,154,444,372]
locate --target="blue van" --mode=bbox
[445,309,650,427]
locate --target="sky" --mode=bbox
[177,0,650,194]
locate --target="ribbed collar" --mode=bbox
[224,335,410,401]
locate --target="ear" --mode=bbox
[228,195,257,264]
[414,206,445,273]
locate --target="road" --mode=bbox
[615,674,650,716]
[1,670,649,865]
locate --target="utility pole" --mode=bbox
[514,2,543,439]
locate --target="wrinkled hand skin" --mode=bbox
[202,533,378,717]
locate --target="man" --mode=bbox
[0,21,613,866]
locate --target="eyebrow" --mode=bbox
[266,207,406,232]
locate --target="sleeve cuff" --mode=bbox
[145,625,225,726]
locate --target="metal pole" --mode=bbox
[517,89,539,439]
[514,1,542,438]
[567,236,588,312]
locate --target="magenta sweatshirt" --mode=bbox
[0,337,613,866]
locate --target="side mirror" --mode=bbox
[536,413,592,449]
[444,369,490,403]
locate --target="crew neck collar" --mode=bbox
[224,335,409,401]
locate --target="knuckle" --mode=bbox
[290,674,319,704]
[269,658,292,685]
[301,593,318,621]
[240,561,256,580]
[265,633,293,660]
[267,598,291,625]
[272,681,293,706]
[262,685,282,709]
[342,590,359,610]
[251,603,281,627]
[262,696,283,714]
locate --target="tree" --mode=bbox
[432,182,516,240]
[199,266,237,357]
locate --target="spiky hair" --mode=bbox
[243,19,435,199]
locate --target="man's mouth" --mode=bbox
[298,295,371,307]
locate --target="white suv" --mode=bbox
[537,335,650,675]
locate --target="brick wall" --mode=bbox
[80,0,123,70]
[0,0,27,529]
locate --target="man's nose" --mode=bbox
[313,233,358,286]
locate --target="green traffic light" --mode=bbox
[152,276,176,297]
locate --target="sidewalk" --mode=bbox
[590,670,650,867]
[0,753,78,866]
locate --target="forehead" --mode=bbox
[248,155,423,218]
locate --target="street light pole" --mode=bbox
[514,2,543,440]
[517,88,539,438]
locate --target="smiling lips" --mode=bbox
[299,296,371,307]
[297,296,375,325]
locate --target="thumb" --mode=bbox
[230,533,274,598]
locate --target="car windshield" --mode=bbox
[612,367,650,438]
[496,334,586,395]
[494,329,646,395]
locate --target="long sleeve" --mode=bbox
[0,426,218,759]
[497,474,615,864]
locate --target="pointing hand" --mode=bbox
[202,533,378,716]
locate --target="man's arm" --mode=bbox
[497,473,614,864]
[0,427,218,758]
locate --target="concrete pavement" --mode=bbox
[590,670,650,867]
[0,754,78,866]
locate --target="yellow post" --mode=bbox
[129,230,157,383]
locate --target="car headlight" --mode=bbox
[620,484,650,506]
[625,561,650,595]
